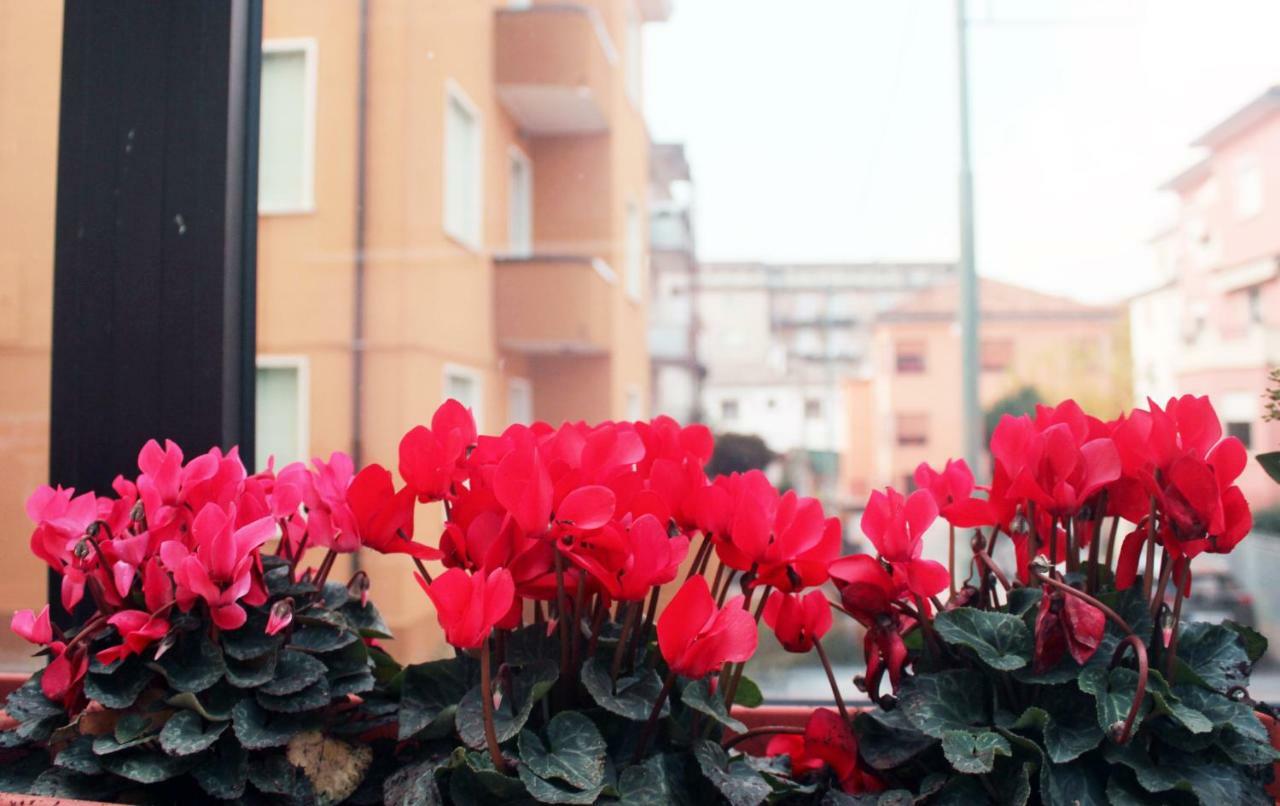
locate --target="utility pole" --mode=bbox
[956,0,981,470]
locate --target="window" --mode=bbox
[896,413,928,446]
[1235,156,1262,219]
[626,386,644,420]
[895,340,926,373]
[443,364,483,427]
[804,398,822,419]
[980,339,1013,372]
[1248,285,1263,325]
[444,82,483,249]
[255,357,309,469]
[507,147,532,257]
[1226,420,1253,449]
[625,5,642,106]
[720,398,739,420]
[507,378,532,425]
[626,200,644,301]
[259,41,316,213]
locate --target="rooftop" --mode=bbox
[880,277,1118,322]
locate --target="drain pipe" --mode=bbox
[350,0,370,571]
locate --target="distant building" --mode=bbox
[648,143,703,423]
[844,278,1125,497]
[698,261,954,503]
[1134,85,1280,509]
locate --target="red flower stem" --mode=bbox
[1105,516,1120,570]
[313,549,338,589]
[1087,498,1106,594]
[288,531,311,579]
[533,600,545,625]
[610,600,640,689]
[973,548,1012,591]
[572,568,588,670]
[721,725,805,751]
[632,669,677,764]
[553,549,573,705]
[710,561,727,602]
[1141,497,1157,602]
[723,589,770,710]
[1065,517,1078,574]
[1048,515,1058,569]
[62,614,108,652]
[715,569,738,608]
[585,596,608,660]
[411,557,433,586]
[1032,570,1134,636]
[1164,558,1187,680]
[1149,549,1171,624]
[812,636,849,724]
[479,637,508,773]
[1108,634,1149,744]
[1027,502,1039,563]
[948,524,957,596]
[684,533,712,582]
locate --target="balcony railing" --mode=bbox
[494,5,617,135]
[495,255,617,354]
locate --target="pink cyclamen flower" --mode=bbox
[161,503,275,630]
[11,606,53,645]
[95,610,170,666]
[265,598,294,636]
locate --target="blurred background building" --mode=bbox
[0,0,670,664]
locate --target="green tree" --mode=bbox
[706,433,775,478]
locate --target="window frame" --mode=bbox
[625,197,644,303]
[255,354,311,468]
[443,78,485,251]
[895,340,926,374]
[507,376,533,425]
[258,37,318,216]
[507,143,533,258]
[443,362,485,428]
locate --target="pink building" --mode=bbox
[1135,86,1280,509]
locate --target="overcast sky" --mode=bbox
[643,0,1280,303]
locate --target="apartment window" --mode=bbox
[804,398,822,419]
[895,340,926,373]
[896,413,928,446]
[259,41,316,213]
[1248,285,1263,325]
[1235,156,1263,219]
[507,378,532,425]
[626,386,644,420]
[625,5,642,106]
[444,364,483,427]
[255,357,309,469]
[507,147,532,257]
[981,339,1013,372]
[720,398,739,420]
[626,200,644,301]
[444,82,483,249]
[1227,420,1253,449]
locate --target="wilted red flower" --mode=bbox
[768,708,883,794]
[418,567,515,650]
[95,610,170,666]
[763,589,832,653]
[657,576,757,678]
[1032,584,1105,672]
[860,488,949,599]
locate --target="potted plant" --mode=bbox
[2,396,1277,804]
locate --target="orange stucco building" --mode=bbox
[0,0,666,665]
[842,278,1128,498]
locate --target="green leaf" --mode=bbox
[1223,621,1268,665]
[381,758,445,806]
[852,708,936,770]
[457,658,558,748]
[290,621,360,653]
[693,740,770,806]
[518,712,607,791]
[166,684,237,722]
[232,698,321,749]
[192,736,248,800]
[249,752,307,797]
[1214,726,1280,765]
[459,749,527,798]
[1006,586,1043,618]
[331,670,376,697]
[1174,685,1268,743]
[84,655,154,708]
[940,729,1010,774]
[1006,692,1103,764]
[580,657,670,722]
[898,669,989,738]
[225,649,279,688]
[398,656,479,740]
[98,747,194,784]
[1040,762,1108,806]
[681,677,747,733]
[320,635,372,678]
[159,709,228,756]
[1256,451,1280,484]
[1078,666,1151,736]
[517,764,604,804]
[222,610,285,660]
[256,675,332,712]
[934,607,1032,671]
[733,676,764,709]
[1173,621,1251,691]
[152,628,226,693]
[1105,743,1272,805]
[54,737,103,775]
[259,649,327,696]
[31,767,124,800]
[505,623,562,666]
[617,755,671,805]
[342,599,394,639]
[4,675,62,723]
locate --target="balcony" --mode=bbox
[494,5,617,136]
[495,255,616,354]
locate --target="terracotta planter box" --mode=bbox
[0,673,1277,804]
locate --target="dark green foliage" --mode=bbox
[706,432,776,477]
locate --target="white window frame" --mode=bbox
[625,198,644,303]
[1234,154,1263,219]
[255,354,311,467]
[507,144,533,258]
[259,38,318,215]
[507,377,533,425]
[443,362,485,429]
[625,385,644,420]
[624,3,643,108]
[443,79,485,251]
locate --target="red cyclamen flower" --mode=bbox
[768,708,883,794]
[913,459,996,527]
[656,576,757,678]
[860,488,949,599]
[95,610,170,666]
[763,590,832,653]
[419,567,515,650]
[344,464,439,559]
[399,399,477,502]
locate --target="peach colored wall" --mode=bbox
[0,5,62,642]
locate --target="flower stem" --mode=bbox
[610,600,639,689]
[812,636,849,724]
[1105,516,1120,570]
[480,638,508,772]
[684,533,712,582]
[553,549,572,704]
[1087,498,1106,594]
[1032,570,1134,636]
[1141,497,1157,602]
[721,725,805,751]
[722,590,769,710]
[1164,558,1187,680]
[948,523,957,596]
[631,669,677,764]
[1108,634,1149,745]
